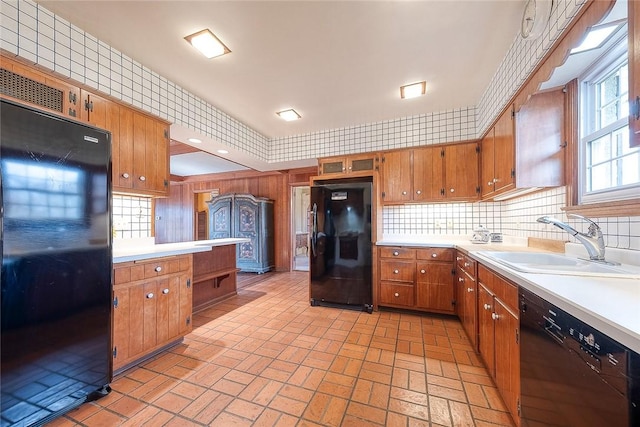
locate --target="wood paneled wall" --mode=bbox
[154,167,317,271]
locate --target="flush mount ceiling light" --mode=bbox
[188,137,202,143]
[217,149,229,154]
[184,29,230,59]
[400,81,426,99]
[276,109,301,121]
[570,22,622,55]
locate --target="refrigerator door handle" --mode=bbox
[311,203,318,257]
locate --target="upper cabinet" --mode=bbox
[630,0,640,146]
[0,54,170,197]
[114,107,170,196]
[481,88,564,200]
[382,141,479,204]
[318,152,379,177]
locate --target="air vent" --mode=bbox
[0,68,63,112]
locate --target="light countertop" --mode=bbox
[113,238,250,264]
[377,235,640,354]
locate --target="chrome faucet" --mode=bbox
[536,214,606,262]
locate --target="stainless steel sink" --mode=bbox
[479,251,640,279]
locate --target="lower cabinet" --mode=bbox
[456,252,478,349]
[477,264,521,426]
[112,254,193,375]
[378,246,455,313]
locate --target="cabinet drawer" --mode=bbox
[379,247,416,259]
[380,282,414,306]
[456,253,476,278]
[380,260,415,282]
[416,248,454,262]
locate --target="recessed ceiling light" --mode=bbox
[400,81,426,99]
[188,137,202,143]
[185,29,230,59]
[570,23,621,55]
[276,109,301,121]
[217,149,229,154]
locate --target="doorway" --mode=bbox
[291,186,310,271]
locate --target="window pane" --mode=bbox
[588,134,612,164]
[589,163,612,191]
[600,73,619,106]
[621,153,639,185]
[600,102,619,127]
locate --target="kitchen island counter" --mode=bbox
[113,238,250,263]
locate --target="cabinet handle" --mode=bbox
[393,269,399,274]
[155,266,162,272]
[450,188,455,193]
[162,288,169,294]
[146,293,154,299]
[139,175,146,181]
[487,181,493,186]
[456,256,463,261]
[416,190,422,195]
[492,313,499,320]
[420,269,426,274]
[342,167,346,171]
[467,288,474,293]
[464,262,470,268]
[431,253,437,258]
[348,166,352,170]
[458,277,464,283]
[484,303,491,310]
[122,173,130,179]
[393,251,399,256]
[402,191,408,195]
[394,292,400,297]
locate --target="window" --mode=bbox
[579,39,640,204]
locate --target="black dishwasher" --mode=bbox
[519,288,639,427]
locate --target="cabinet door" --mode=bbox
[456,266,466,318]
[629,0,640,146]
[155,277,173,345]
[112,287,130,371]
[493,106,515,193]
[381,150,412,202]
[477,283,496,378]
[142,281,158,351]
[348,153,377,173]
[481,128,496,198]
[133,112,150,191]
[494,299,520,423]
[179,273,193,335]
[114,107,135,190]
[44,77,81,119]
[152,120,170,194]
[319,157,346,175]
[444,142,479,200]
[80,90,109,128]
[413,146,444,201]
[462,275,477,348]
[416,262,454,313]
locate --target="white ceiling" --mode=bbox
[37,0,527,175]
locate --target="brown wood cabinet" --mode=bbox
[477,264,520,426]
[381,142,479,204]
[112,254,193,374]
[455,252,477,349]
[192,245,239,312]
[318,152,379,177]
[378,246,455,313]
[631,0,640,146]
[481,89,564,200]
[1,54,171,197]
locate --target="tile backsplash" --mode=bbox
[112,195,151,239]
[383,187,640,251]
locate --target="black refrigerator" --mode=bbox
[309,178,373,313]
[1,100,112,426]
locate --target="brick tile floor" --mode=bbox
[49,272,515,426]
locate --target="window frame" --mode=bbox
[577,36,640,205]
